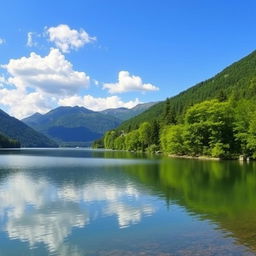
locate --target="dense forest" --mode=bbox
[95,50,256,159]
[0,133,20,148]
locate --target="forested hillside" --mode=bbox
[99,50,256,159]
[0,109,58,148]
[0,133,20,148]
[118,50,256,131]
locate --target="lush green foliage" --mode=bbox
[160,100,238,158]
[102,98,256,159]
[99,50,256,159]
[103,120,160,153]
[0,133,20,148]
[160,125,185,155]
[92,138,104,148]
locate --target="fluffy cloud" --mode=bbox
[0,88,55,118]
[0,75,8,87]
[46,24,96,53]
[26,32,37,47]
[2,48,89,95]
[58,95,140,111]
[103,71,159,94]
[0,32,146,118]
[0,38,5,45]
[0,48,91,118]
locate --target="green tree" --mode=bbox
[184,100,236,158]
[125,130,141,151]
[162,98,177,125]
[150,120,160,146]
[233,99,255,155]
[160,125,185,155]
[114,135,125,150]
[104,130,117,149]
[246,114,256,158]
[138,122,152,150]
[249,77,256,96]
[217,90,227,102]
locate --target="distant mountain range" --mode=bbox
[100,102,157,121]
[22,103,156,146]
[0,109,58,147]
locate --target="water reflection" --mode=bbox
[57,182,155,229]
[123,159,256,252]
[0,158,155,255]
[0,149,255,255]
[0,174,87,253]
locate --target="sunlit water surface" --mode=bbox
[0,148,256,256]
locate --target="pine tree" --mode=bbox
[151,120,160,145]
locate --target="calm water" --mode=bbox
[0,149,256,256]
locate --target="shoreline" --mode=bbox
[168,154,221,161]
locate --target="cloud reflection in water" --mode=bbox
[0,172,155,254]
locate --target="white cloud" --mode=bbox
[0,38,5,45]
[103,71,159,94]
[58,95,141,111]
[0,48,90,118]
[26,32,37,47]
[2,48,89,95]
[93,79,99,86]
[46,24,96,53]
[0,88,55,118]
[0,75,9,87]
[0,41,146,118]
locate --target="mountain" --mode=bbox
[118,50,256,131]
[23,112,43,126]
[101,50,256,159]
[0,109,58,147]
[22,106,122,146]
[100,102,157,121]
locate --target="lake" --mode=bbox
[0,148,255,256]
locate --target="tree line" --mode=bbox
[98,95,256,159]
[0,133,20,148]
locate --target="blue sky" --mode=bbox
[0,0,256,118]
